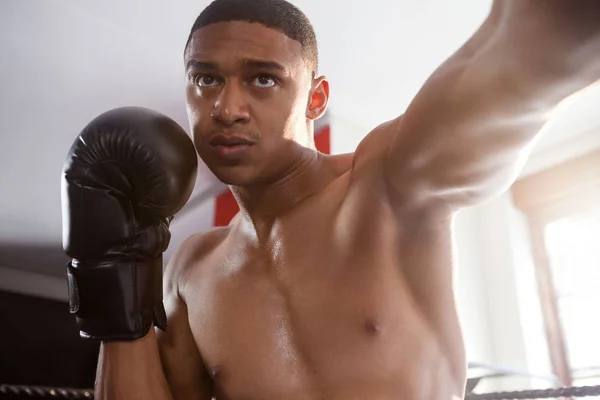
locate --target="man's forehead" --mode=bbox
[186,21,304,65]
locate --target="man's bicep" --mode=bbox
[156,280,213,399]
[383,0,600,209]
[378,8,525,207]
[383,69,534,209]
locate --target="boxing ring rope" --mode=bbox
[0,384,92,398]
[3,383,600,399]
[466,361,563,393]
[463,360,600,398]
[465,385,600,399]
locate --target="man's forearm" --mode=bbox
[95,330,174,400]
[499,0,600,77]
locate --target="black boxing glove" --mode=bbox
[61,107,197,341]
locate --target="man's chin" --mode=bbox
[211,166,256,187]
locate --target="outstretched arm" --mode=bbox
[371,1,600,210]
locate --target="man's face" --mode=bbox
[185,21,324,186]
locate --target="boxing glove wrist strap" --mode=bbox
[66,257,167,341]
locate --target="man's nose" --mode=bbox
[211,82,250,125]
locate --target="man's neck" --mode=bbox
[231,150,335,240]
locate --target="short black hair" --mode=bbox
[184,0,318,76]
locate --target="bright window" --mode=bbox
[545,208,600,386]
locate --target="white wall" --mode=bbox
[329,111,373,155]
[508,205,554,388]
[454,207,498,392]
[454,196,554,392]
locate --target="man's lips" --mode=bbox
[209,134,255,147]
[208,134,255,160]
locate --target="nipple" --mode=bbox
[210,365,222,380]
[364,317,382,335]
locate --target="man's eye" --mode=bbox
[252,75,276,88]
[195,75,219,87]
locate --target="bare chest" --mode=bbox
[186,258,444,399]
[183,205,456,399]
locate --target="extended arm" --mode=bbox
[377,0,600,209]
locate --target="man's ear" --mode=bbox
[306,76,329,121]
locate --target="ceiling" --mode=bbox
[1,0,599,279]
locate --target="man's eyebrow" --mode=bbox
[186,60,218,71]
[185,58,288,73]
[241,59,287,73]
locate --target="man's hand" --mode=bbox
[61,106,198,340]
[61,107,200,400]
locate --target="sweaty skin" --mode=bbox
[163,153,465,400]
[159,18,467,400]
[93,1,600,400]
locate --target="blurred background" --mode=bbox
[1,0,600,395]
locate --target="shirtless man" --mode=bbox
[60,0,600,399]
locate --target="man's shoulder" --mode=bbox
[165,226,231,282]
[182,226,231,257]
